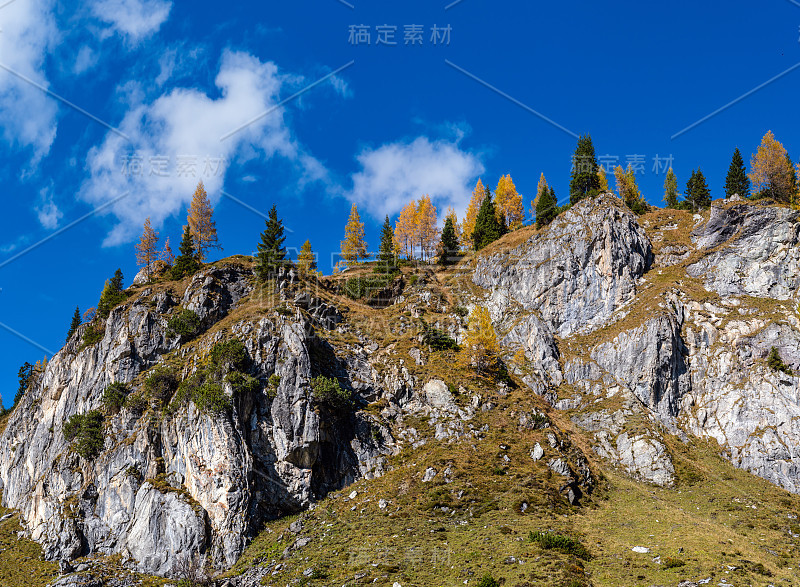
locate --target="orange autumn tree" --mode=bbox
[495,174,523,229]
[415,194,438,260]
[135,217,159,281]
[187,181,221,262]
[395,201,418,259]
[341,203,368,264]
[749,131,794,203]
[462,179,485,249]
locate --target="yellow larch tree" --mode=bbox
[160,237,174,266]
[394,201,418,259]
[415,194,438,260]
[340,203,368,264]
[495,174,524,229]
[187,181,221,262]
[598,167,610,192]
[462,179,485,248]
[135,217,159,280]
[749,131,793,203]
[297,240,317,274]
[460,306,501,376]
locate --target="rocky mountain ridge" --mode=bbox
[1,194,799,585]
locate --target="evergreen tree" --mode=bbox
[170,225,200,280]
[724,148,750,199]
[685,169,712,211]
[14,362,33,407]
[439,215,460,266]
[536,185,558,229]
[569,134,601,204]
[786,153,798,203]
[375,216,398,274]
[67,306,81,340]
[664,168,680,208]
[256,205,287,281]
[472,194,503,251]
[297,240,317,275]
[98,269,127,319]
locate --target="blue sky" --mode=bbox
[1,0,799,405]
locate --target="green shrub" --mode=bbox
[767,347,793,375]
[101,382,128,414]
[453,306,469,318]
[125,393,148,415]
[169,373,204,412]
[476,574,500,587]
[226,371,261,395]
[63,411,104,460]
[192,383,231,414]
[81,323,104,348]
[266,374,281,399]
[208,339,248,375]
[528,531,591,560]
[310,375,353,411]
[167,309,202,338]
[342,275,392,300]
[408,274,419,287]
[144,365,180,403]
[662,557,685,569]
[421,324,459,351]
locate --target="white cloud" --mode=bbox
[91,0,172,43]
[0,0,60,161]
[81,50,327,246]
[73,45,99,74]
[348,136,485,221]
[0,235,30,254]
[35,187,63,229]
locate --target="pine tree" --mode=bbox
[463,179,485,248]
[750,131,792,202]
[97,269,126,319]
[135,217,159,281]
[664,167,680,208]
[67,306,81,340]
[187,181,221,262]
[256,205,287,281]
[786,153,798,204]
[536,185,558,229]
[685,169,712,211]
[394,201,418,259]
[415,195,438,260]
[569,134,601,204]
[160,237,174,266]
[439,215,460,266]
[531,173,548,218]
[14,362,33,406]
[598,167,610,192]
[445,207,462,249]
[375,216,397,275]
[724,148,750,199]
[297,240,317,275]
[170,225,200,280]
[495,174,524,229]
[472,193,503,251]
[341,203,368,264]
